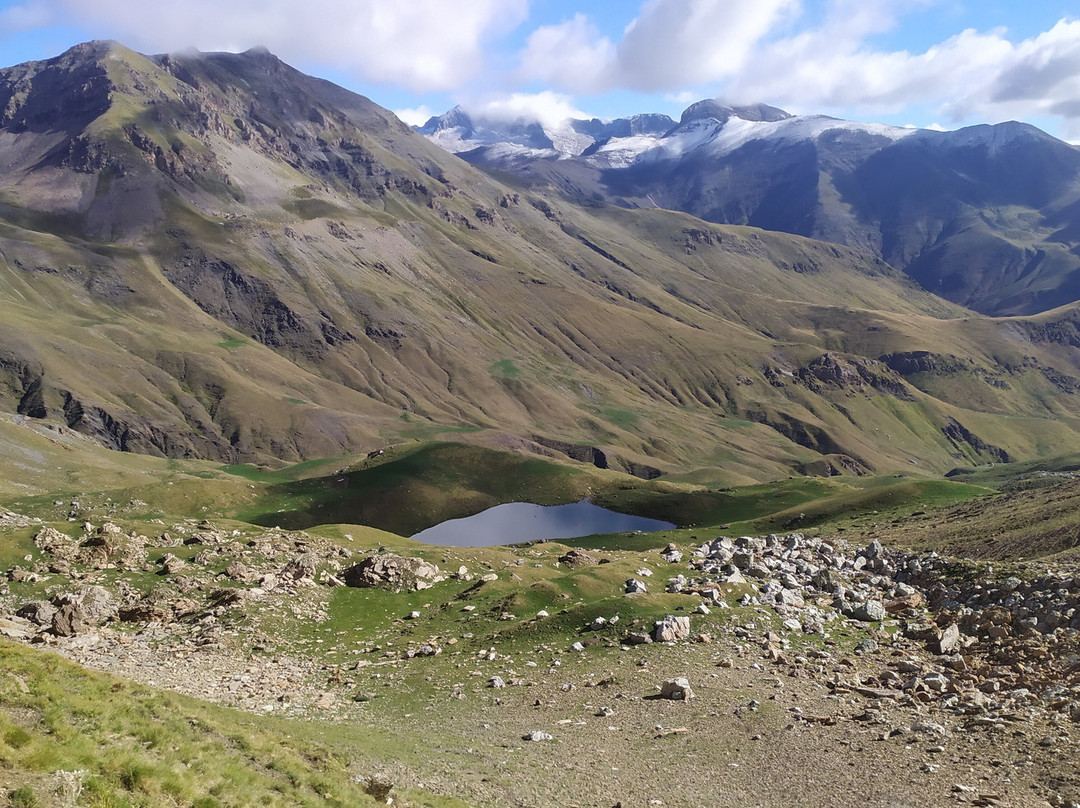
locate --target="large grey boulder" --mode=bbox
[342,553,445,592]
[850,599,886,622]
[653,615,691,642]
[933,623,962,655]
[660,678,694,700]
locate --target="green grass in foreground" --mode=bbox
[0,641,471,808]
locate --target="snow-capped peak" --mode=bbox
[416,107,676,158]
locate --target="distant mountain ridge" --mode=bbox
[418,106,677,156]
[418,102,1080,316]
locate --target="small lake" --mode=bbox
[410,501,676,547]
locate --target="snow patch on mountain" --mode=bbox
[585,114,918,168]
[419,101,931,170]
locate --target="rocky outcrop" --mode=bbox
[530,437,664,480]
[50,586,117,636]
[880,351,974,376]
[342,553,444,592]
[941,417,1011,464]
[162,251,353,363]
[797,353,913,400]
[0,42,113,134]
[746,410,857,464]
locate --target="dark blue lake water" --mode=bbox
[409,501,676,547]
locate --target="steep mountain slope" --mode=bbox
[4,43,1080,479]
[429,102,1080,316]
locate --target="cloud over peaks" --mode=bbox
[519,0,796,93]
[12,0,527,91]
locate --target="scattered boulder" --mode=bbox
[850,600,886,622]
[625,578,648,594]
[661,543,683,563]
[281,553,318,581]
[659,678,694,700]
[223,561,258,583]
[159,553,186,575]
[933,623,961,655]
[34,526,79,561]
[118,588,198,623]
[654,615,691,643]
[904,622,941,642]
[558,549,598,567]
[15,601,56,627]
[7,566,39,583]
[342,554,445,592]
[0,616,35,641]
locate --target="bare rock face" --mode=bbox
[342,554,444,592]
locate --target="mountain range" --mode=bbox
[420,102,1080,316]
[3,42,1080,481]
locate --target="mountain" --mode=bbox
[418,106,675,157]
[5,42,1080,479]
[423,102,1080,316]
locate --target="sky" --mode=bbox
[1,0,1080,141]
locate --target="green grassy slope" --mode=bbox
[0,641,470,808]
[3,43,1080,480]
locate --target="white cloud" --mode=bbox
[518,14,617,92]
[514,0,1080,138]
[519,0,797,93]
[729,16,1080,136]
[32,0,528,92]
[469,91,589,128]
[0,1,58,32]
[729,26,1014,113]
[615,0,798,91]
[393,105,436,127]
